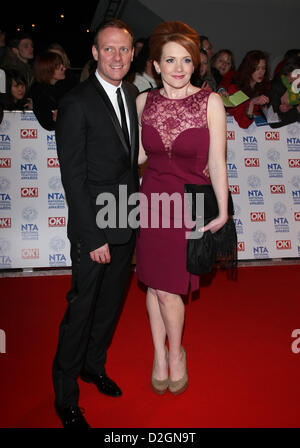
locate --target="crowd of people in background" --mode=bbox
[1,27,300,129]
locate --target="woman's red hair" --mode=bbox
[232,50,269,96]
[149,21,200,67]
[33,51,64,84]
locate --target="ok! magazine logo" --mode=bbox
[21,248,39,259]
[48,217,66,227]
[245,158,260,167]
[0,217,11,228]
[227,130,235,140]
[47,158,60,168]
[265,131,280,141]
[0,158,11,168]
[21,187,39,198]
[250,212,266,222]
[20,129,38,139]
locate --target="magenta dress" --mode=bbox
[136,88,211,294]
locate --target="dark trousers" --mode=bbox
[52,234,135,407]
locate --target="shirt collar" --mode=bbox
[95,70,122,95]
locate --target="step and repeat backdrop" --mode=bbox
[226,115,300,260]
[0,111,70,269]
[0,111,300,269]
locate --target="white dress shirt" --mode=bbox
[95,70,131,141]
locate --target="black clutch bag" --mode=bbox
[184,184,237,275]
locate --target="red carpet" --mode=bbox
[0,265,300,428]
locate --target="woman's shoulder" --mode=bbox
[206,92,227,126]
[207,91,224,108]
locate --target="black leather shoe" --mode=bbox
[80,371,122,397]
[55,402,90,428]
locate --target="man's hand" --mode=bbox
[52,109,58,122]
[90,243,111,264]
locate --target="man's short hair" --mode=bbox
[8,33,33,49]
[93,19,134,48]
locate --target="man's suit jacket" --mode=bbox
[55,74,139,252]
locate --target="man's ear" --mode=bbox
[11,47,19,57]
[92,45,99,62]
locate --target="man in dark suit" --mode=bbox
[52,19,139,428]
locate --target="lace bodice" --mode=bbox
[142,89,210,158]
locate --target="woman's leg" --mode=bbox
[146,287,168,380]
[147,286,186,382]
[155,289,186,382]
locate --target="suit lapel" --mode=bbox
[90,75,130,158]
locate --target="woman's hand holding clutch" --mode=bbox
[200,214,228,234]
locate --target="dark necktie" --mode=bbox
[116,87,130,150]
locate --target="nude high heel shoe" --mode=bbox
[151,346,169,394]
[168,346,188,395]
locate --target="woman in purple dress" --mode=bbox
[135,21,228,395]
